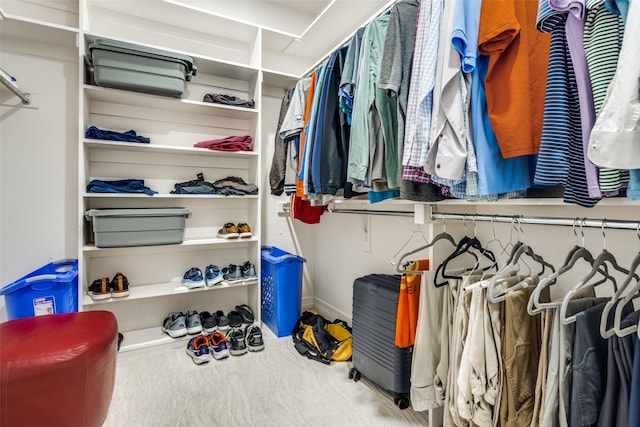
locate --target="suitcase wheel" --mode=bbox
[394,396,410,410]
[348,368,361,382]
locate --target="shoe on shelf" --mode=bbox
[110,272,130,297]
[162,312,187,338]
[88,277,111,300]
[235,304,255,324]
[181,267,205,289]
[245,324,265,352]
[204,264,223,286]
[208,331,230,360]
[215,310,230,331]
[237,222,252,238]
[222,264,243,283]
[186,334,210,365]
[217,223,239,239]
[226,327,248,356]
[227,310,243,328]
[200,311,217,333]
[239,261,257,281]
[186,310,202,334]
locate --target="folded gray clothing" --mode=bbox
[212,176,258,194]
[203,93,255,109]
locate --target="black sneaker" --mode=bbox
[239,261,257,281]
[200,311,217,333]
[245,324,265,352]
[215,310,230,331]
[235,304,255,324]
[226,327,247,356]
[228,310,243,328]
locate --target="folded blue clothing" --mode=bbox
[85,126,150,144]
[87,179,157,196]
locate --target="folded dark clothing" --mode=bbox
[194,135,253,152]
[171,174,216,194]
[85,126,150,144]
[87,179,157,196]
[212,176,258,195]
[202,93,255,109]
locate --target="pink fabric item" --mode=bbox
[194,135,253,151]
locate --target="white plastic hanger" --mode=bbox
[487,217,554,304]
[608,225,640,337]
[391,221,457,274]
[528,218,610,316]
[559,220,631,325]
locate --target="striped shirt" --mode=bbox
[584,0,628,192]
[534,1,570,187]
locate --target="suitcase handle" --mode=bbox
[367,283,378,295]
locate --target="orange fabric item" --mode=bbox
[395,259,429,348]
[478,0,550,158]
[296,70,318,198]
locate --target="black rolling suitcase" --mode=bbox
[348,274,412,409]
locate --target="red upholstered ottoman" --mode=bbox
[0,311,118,427]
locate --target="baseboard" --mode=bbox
[311,297,352,325]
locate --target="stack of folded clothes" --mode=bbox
[87,179,157,195]
[202,93,255,109]
[85,125,150,143]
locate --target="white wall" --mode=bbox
[0,40,78,320]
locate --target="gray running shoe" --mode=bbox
[186,310,202,334]
[226,327,248,356]
[222,264,243,282]
[245,324,265,352]
[215,310,230,331]
[162,312,187,338]
[240,261,257,281]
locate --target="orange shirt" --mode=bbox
[478,0,550,158]
[296,70,318,198]
[395,259,429,348]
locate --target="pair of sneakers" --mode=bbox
[181,264,224,289]
[162,311,202,338]
[225,324,265,356]
[222,261,257,283]
[200,310,232,333]
[88,273,129,301]
[185,330,231,364]
[217,222,252,239]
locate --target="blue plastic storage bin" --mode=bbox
[261,246,306,337]
[0,259,78,320]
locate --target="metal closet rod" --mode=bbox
[329,208,413,217]
[429,207,640,231]
[0,74,30,105]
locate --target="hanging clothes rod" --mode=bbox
[0,74,30,105]
[330,208,413,217]
[429,206,640,231]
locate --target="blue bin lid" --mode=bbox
[261,246,306,264]
[0,259,78,296]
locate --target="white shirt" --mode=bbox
[588,0,640,169]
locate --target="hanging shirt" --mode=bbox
[534,1,571,188]
[347,14,390,185]
[584,0,628,192]
[378,0,420,189]
[589,0,640,200]
[472,0,532,196]
[549,0,603,200]
[426,0,467,182]
[478,0,551,159]
[296,70,319,198]
[403,0,442,171]
[339,27,365,126]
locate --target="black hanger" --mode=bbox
[434,234,496,287]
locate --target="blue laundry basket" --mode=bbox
[0,259,78,320]
[261,246,306,337]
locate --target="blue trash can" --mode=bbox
[261,246,306,337]
[0,259,78,320]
